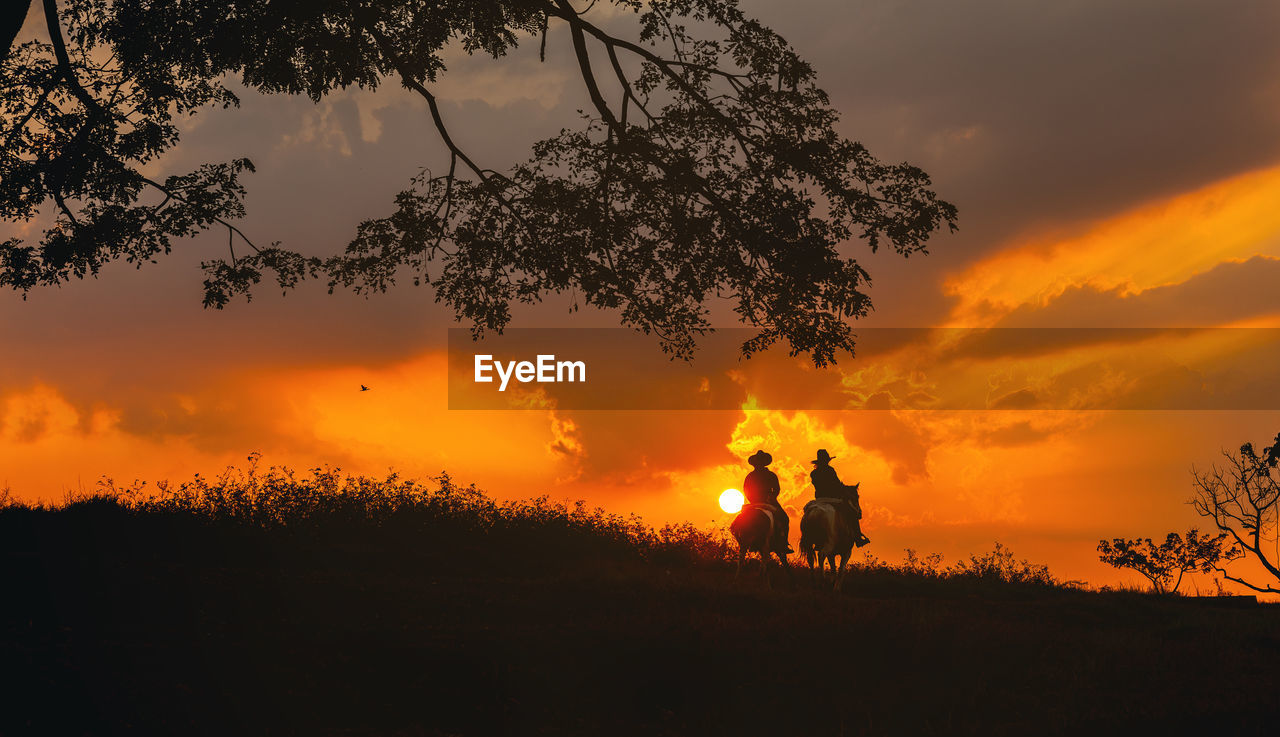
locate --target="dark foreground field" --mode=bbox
[3,467,1279,736]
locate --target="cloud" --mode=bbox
[975,420,1057,449]
[990,388,1037,410]
[780,0,1280,239]
[995,256,1280,328]
[943,166,1280,325]
[1,385,84,444]
[756,0,1280,325]
[922,255,1280,374]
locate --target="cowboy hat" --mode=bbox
[747,450,773,467]
[812,449,836,464]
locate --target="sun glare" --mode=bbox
[719,488,744,514]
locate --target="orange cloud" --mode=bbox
[945,165,1280,325]
[0,352,580,505]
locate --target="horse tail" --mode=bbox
[799,507,826,556]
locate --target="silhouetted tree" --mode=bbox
[1097,529,1235,594]
[1,0,956,365]
[1191,432,1280,593]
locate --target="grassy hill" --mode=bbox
[3,463,1278,735]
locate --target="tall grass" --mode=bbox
[852,543,1060,586]
[2,455,1074,587]
[1,455,740,571]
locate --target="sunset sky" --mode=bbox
[5,0,1280,588]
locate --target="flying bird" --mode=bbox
[360,385,370,392]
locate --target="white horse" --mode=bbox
[799,498,860,590]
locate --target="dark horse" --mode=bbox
[730,503,790,587]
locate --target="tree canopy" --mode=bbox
[1,0,957,365]
[1097,528,1235,594]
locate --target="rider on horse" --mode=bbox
[743,450,792,554]
[809,449,871,547]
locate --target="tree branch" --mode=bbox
[357,14,536,238]
[549,5,759,166]
[1215,568,1280,594]
[137,174,261,254]
[42,0,97,112]
[1,0,32,65]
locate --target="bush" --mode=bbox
[1,456,737,573]
[3,459,1065,591]
[949,542,1056,585]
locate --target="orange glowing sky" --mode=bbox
[6,0,1280,589]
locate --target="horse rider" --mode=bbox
[809,449,871,547]
[743,450,792,554]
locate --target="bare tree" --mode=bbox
[1191,433,1280,593]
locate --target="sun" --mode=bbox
[719,488,744,514]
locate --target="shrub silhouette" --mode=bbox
[2,456,1075,590]
[855,544,1057,587]
[2,455,740,574]
[1097,529,1237,594]
[950,542,1057,586]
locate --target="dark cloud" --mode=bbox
[970,343,1280,411]
[997,256,1280,328]
[925,256,1280,362]
[553,410,744,491]
[755,0,1280,322]
[978,421,1057,449]
[941,328,1179,362]
[842,412,932,485]
[990,388,1038,411]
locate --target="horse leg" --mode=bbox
[833,553,847,592]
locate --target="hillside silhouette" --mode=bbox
[4,461,1279,735]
